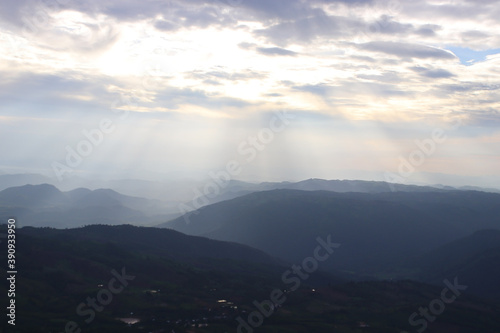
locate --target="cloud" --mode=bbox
[0,72,117,117]
[439,82,500,95]
[414,24,440,36]
[154,20,177,31]
[293,83,332,96]
[365,15,414,35]
[254,13,357,45]
[410,66,455,79]
[189,69,267,82]
[1,0,500,181]
[422,69,454,79]
[256,47,297,56]
[356,71,403,83]
[0,0,41,29]
[461,30,490,40]
[462,108,500,127]
[153,86,257,112]
[359,41,456,60]
[237,42,298,57]
[293,80,411,106]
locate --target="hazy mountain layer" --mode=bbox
[163,189,500,278]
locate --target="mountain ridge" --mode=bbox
[161,189,500,278]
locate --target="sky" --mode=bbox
[1,0,500,187]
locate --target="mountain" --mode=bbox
[0,178,456,228]
[0,183,68,208]
[18,224,280,266]
[161,189,500,277]
[0,184,173,227]
[3,172,499,212]
[458,185,500,194]
[0,224,285,332]
[261,178,448,193]
[66,187,93,200]
[2,224,500,333]
[179,178,452,208]
[412,229,500,300]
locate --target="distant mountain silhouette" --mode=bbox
[261,178,448,192]
[0,183,68,207]
[191,178,451,205]
[161,189,500,277]
[0,184,169,227]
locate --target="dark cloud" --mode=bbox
[410,66,455,79]
[225,0,374,22]
[0,71,260,121]
[365,15,413,35]
[461,30,490,42]
[415,24,441,36]
[88,0,315,30]
[78,0,175,22]
[316,0,373,3]
[154,20,177,31]
[253,10,442,47]
[236,0,313,21]
[0,72,116,117]
[462,30,489,38]
[5,0,492,54]
[359,41,456,60]
[255,13,358,45]
[230,0,370,22]
[0,0,56,29]
[1,0,238,35]
[257,47,297,56]
[414,28,434,36]
[422,69,454,78]
[440,82,500,94]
